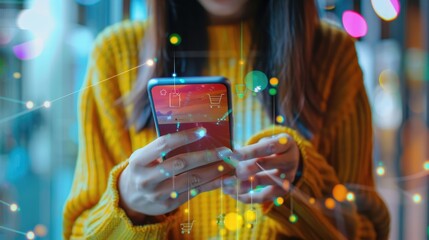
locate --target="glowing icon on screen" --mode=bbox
[207,94,224,108]
[160,89,167,96]
[180,220,195,234]
[169,92,181,108]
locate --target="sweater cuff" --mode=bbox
[81,160,179,239]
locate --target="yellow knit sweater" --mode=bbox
[63,20,390,239]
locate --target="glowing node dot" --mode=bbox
[146,59,154,66]
[190,188,198,197]
[269,77,279,86]
[274,197,284,206]
[412,194,422,204]
[172,73,177,77]
[34,224,47,237]
[276,115,285,124]
[279,137,288,145]
[289,214,298,223]
[246,223,253,229]
[224,212,243,231]
[218,165,224,172]
[10,203,18,212]
[325,198,336,209]
[184,208,189,214]
[13,72,21,79]
[346,192,355,202]
[26,231,35,240]
[170,191,178,199]
[43,101,51,108]
[269,88,277,96]
[332,184,348,202]
[26,101,34,109]
[244,209,257,222]
[423,161,429,171]
[169,33,181,46]
[196,128,207,138]
[309,197,316,204]
[280,173,286,179]
[376,166,385,176]
[282,180,290,191]
[239,59,245,65]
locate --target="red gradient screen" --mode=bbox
[151,83,232,158]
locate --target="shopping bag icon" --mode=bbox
[169,92,181,108]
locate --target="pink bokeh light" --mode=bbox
[342,10,368,38]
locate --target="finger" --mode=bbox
[232,133,292,161]
[156,147,233,181]
[225,170,292,195]
[227,185,287,204]
[235,151,298,181]
[158,162,226,194]
[131,127,207,167]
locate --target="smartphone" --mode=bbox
[148,76,233,159]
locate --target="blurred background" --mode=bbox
[0,0,427,239]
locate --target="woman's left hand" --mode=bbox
[223,133,300,203]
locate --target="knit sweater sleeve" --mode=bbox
[62,22,178,239]
[246,37,390,239]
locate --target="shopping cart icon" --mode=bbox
[180,220,195,234]
[207,94,224,108]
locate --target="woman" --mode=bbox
[63,0,390,239]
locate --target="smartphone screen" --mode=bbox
[151,83,232,158]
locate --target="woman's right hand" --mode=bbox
[118,127,232,223]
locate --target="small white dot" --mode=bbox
[43,101,51,108]
[26,231,35,240]
[10,203,18,212]
[146,59,154,66]
[172,73,177,77]
[26,101,34,109]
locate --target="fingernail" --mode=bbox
[216,147,233,160]
[194,127,207,139]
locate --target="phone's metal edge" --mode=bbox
[147,76,234,151]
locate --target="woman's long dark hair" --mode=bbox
[129,0,320,135]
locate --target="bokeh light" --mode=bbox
[332,184,347,202]
[423,161,429,171]
[269,77,279,86]
[282,180,290,191]
[325,198,336,209]
[184,208,189,214]
[276,115,285,124]
[13,38,44,60]
[169,33,182,46]
[43,101,51,108]
[289,214,298,223]
[376,166,385,176]
[224,212,243,231]
[246,223,253,229]
[268,88,277,96]
[342,11,368,38]
[218,164,224,172]
[309,197,316,204]
[13,72,21,79]
[34,224,47,237]
[10,203,19,212]
[412,194,422,204]
[274,197,284,206]
[245,70,268,93]
[26,231,35,240]
[170,191,178,199]
[26,101,35,109]
[146,59,154,66]
[244,209,257,222]
[346,192,355,202]
[278,137,288,145]
[190,188,198,197]
[371,0,400,21]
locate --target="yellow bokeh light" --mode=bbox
[371,0,400,21]
[13,72,21,79]
[170,191,178,199]
[184,208,189,214]
[289,214,298,223]
[376,166,385,176]
[276,115,284,124]
[244,209,257,222]
[412,194,422,204]
[325,198,336,209]
[239,59,245,65]
[279,137,288,145]
[276,197,284,206]
[218,165,224,172]
[170,36,179,44]
[269,77,279,86]
[332,184,347,202]
[224,212,243,231]
[246,223,253,229]
[346,192,355,202]
[309,197,315,204]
